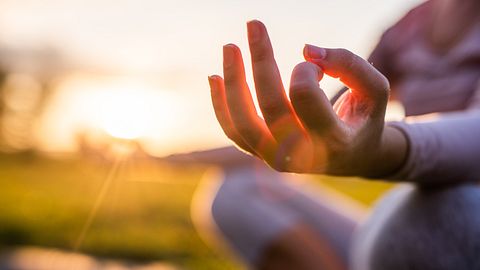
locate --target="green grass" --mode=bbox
[0,153,238,269]
[315,175,395,206]
[0,153,395,269]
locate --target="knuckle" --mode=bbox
[232,116,252,134]
[222,77,234,87]
[223,73,238,86]
[337,48,360,71]
[338,48,355,59]
[260,98,284,117]
[234,121,253,136]
[347,57,360,72]
[380,75,391,92]
[292,62,321,78]
[376,74,391,100]
[289,82,314,103]
[294,61,315,71]
[251,47,272,64]
[224,130,239,141]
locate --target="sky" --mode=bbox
[0,0,422,156]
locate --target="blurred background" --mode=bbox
[0,0,420,269]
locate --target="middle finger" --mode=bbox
[247,20,305,143]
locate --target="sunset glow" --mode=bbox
[99,88,151,140]
[60,77,158,139]
[0,0,420,156]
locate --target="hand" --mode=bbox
[209,20,407,177]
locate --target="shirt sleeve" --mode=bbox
[386,109,480,184]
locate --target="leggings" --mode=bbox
[206,163,480,270]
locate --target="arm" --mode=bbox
[387,110,480,184]
[211,20,480,184]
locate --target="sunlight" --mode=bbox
[75,78,160,140]
[35,73,227,157]
[99,88,150,140]
[37,75,182,154]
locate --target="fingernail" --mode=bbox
[223,45,235,68]
[247,20,262,44]
[304,44,326,60]
[208,75,215,87]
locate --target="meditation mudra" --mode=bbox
[183,0,480,269]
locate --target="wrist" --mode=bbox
[369,125,408,178]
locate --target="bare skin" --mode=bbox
[208,20,407,178]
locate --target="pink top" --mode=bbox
[369,0,480,183]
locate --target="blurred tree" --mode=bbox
[0,66,8,151]
[0,44,66,153]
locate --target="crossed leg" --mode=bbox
[354,183,480,270]
[193,162,480,270]
[197,161,365,270]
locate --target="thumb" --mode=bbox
[303,44,390,118]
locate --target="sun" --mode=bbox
[57,76,161,141]
[37,75,188,155]
[99,88,151,140]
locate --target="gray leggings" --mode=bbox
[210,165,480,270]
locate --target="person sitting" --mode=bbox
[185,0,480,269]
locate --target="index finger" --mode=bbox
[304,44,390,117]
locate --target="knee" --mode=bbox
[210,166,284,233]
[209,167,301,265]
[210,181,241,233]
[209,169,267,263]
[365,184,480,270]
[210,170,254,232]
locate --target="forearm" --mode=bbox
[381,111,480,184]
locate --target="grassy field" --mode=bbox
[0,152,394,269]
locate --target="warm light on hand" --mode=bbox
[209,20,408,177]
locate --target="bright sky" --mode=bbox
[0,0,422,156]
